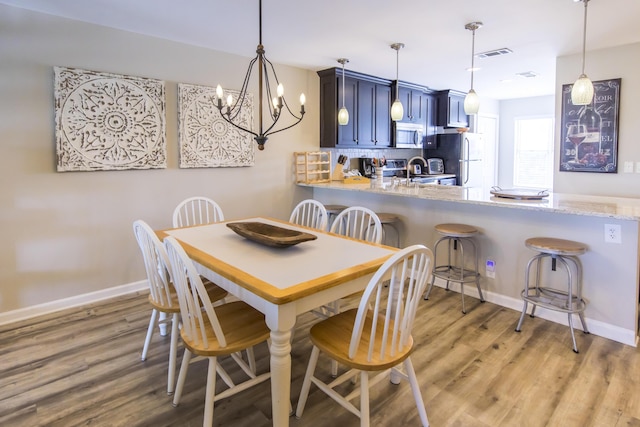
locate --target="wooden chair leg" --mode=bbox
[360,371,370,427]
[141,309,158,361]
[167,313,179,395]
[203,357,218,427]
[172,349,192,407]
[403,357,429,427]
[295,346,320,418]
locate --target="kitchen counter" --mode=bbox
[299,180,640,221]
[298,180,640,347]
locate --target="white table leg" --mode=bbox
[266,307,295,427]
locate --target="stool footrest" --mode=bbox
[432,265,480,284]
[522,287,586,314]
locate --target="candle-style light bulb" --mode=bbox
[226,94,233,107]
[299,93,306,105]
[216,85,224,99]
[272,97,279,108]
[277,83,284,97]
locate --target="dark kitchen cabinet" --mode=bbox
[317,68,392,148]
[436,89,469,128]
[395,83,427,126]
[424,91,437,148]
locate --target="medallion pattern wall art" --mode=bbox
[178,83,254,168]
[54,66,166,172]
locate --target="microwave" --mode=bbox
[395,123,424,149]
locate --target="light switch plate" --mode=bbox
[624,161,634,173]
[636,162,640,173]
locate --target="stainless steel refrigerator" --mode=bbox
[424,131,484,187]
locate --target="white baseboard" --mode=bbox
[430,281,637,347]
[0,280,148,326]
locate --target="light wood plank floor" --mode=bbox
[1,288,639,427]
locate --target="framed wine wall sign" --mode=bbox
[560,78,621,173]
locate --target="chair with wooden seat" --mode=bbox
[329,206,383,245]
[172,196,224,228]
[164,236,271,427]
[423,223,485,314]
[289,199,329,231]
[295,244,434,427]
[133,220,228,395]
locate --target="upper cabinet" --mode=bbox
[436,89,469,128]
[394,82,437,147]
[318,68,392,148]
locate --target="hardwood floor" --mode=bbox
[1,288,639,427]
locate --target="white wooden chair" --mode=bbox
[322,206,383,317]
[133,220,181,396]
[329,206,383,245]
[172,196,224,228]
[289,199,329,231]
[295,244,434,427]
[133,220,228,396]
[164,236,271,427]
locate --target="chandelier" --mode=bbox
[215,0,305,150]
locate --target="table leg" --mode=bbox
[266,310,295,427]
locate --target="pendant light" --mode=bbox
[215,0,305,150]
[463,22,482,115]
[337,58,349,126]
[390,43,405,121]
[571,0,594,105]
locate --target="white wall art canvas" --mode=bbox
[178,83,254,168]
[54,66,166,172]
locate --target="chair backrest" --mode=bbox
[289,199,329,231]
[349,244,433,362]
[164,236,227,349]
[132,220,176,309]
[329,206,383,244]
[172,196,224,228]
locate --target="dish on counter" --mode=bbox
[226,221,317,248]
[490,186,549,200]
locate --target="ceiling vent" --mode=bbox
[516,71,539,78]
[476,48,513,58]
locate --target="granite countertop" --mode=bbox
[299,180,640,221]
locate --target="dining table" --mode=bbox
[158,216,397,427]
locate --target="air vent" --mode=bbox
[516,71,539,78]
[476,48,513,58]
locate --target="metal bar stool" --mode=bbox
[424,223,484,314]
[324,204,348,231]
[515,237,589,353]
[376,212,401,247]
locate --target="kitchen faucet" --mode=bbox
[406,156,428,184]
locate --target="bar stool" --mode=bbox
[376,213,401,247]
[423,223,484,314]
[324,204,347,231]
[515,237,589,353]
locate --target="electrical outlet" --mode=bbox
[604,224,622,244]
[624,161,634,173]
[485,259,496,278]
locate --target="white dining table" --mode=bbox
[159,216,396,427]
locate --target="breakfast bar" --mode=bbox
[299,181,640,346]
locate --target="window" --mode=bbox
[513,116,554,189]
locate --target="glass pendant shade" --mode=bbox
[391,100,404,121]
[338,107,349,125]
[572,0,594,106]
[571,74,594,105]
[464,89,480,115]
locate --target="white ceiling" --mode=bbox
[3,0,639,100]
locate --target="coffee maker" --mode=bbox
[358,158,374,177]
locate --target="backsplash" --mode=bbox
[321,147,422,173]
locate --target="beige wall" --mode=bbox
[554,42,640,196]
[0,5,317,313]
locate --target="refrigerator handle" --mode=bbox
[463,136,469,184]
